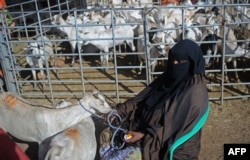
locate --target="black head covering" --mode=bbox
[145,39,205,109]
[165,39,205,87]
[169,39,205,74]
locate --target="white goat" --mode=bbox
[39,90,111,160]
[38,117,96,160]
[137,33,168,75]
[55,99,72,108]
[163,21,181,42]
[209,9,250,82]
[217,21,250,82]
[51,14,80,66]
[0,90,111,144]
[180,18,203,41]
[81,17,137,69]
[66,14,107,33]
[24,36,55,90]
[109,0,127,7]
[160,7,199,26]
[137,45,165,75]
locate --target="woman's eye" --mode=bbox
[173,59,188,64]
[179,60,188,63]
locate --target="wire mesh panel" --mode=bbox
[0,0,250,105]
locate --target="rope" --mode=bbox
[78,99,103,119]
[78,101,127,150]
[107,110,127,150]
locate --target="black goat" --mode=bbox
[200,33,222,68]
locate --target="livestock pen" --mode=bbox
[0,0,250,106]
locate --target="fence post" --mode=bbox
[0,31,17,93]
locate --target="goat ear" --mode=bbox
[89,11,94,19]
[83,31,90,35]
[92,88,100,97]
[216,35,223,40]
[92,86,99,93]
[214,28,220,35]
[166,32,172,37]
[207,29,213,34]
[78,14,83,19]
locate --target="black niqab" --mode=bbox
[145,39,205,109]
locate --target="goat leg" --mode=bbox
[138,60,143,75]
[233,60,240,83]
[224,63,230,83]
[31,70,37,90]
[40,69,46,90]
[49,60,58,78]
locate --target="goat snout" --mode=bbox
[156,45,166,56]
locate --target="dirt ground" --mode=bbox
[13,95,250,160]
[199,99,250,160]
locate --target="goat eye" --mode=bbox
[93,93,98,99]
[99,100,104,105]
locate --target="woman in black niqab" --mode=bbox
[104,39,209,160]
[144,39,206,110]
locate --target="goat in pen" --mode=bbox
[136,27,171,75]
[51,14,83,66]
[80,16,137,70]
[216,15,250,83]
[23,36,56,90]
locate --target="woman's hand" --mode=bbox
[124,131,145,143]
[101,109,118,123]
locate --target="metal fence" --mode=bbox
[0,0,250,105]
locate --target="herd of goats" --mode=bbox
[20,0,250,91]
[0,0,250,159]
